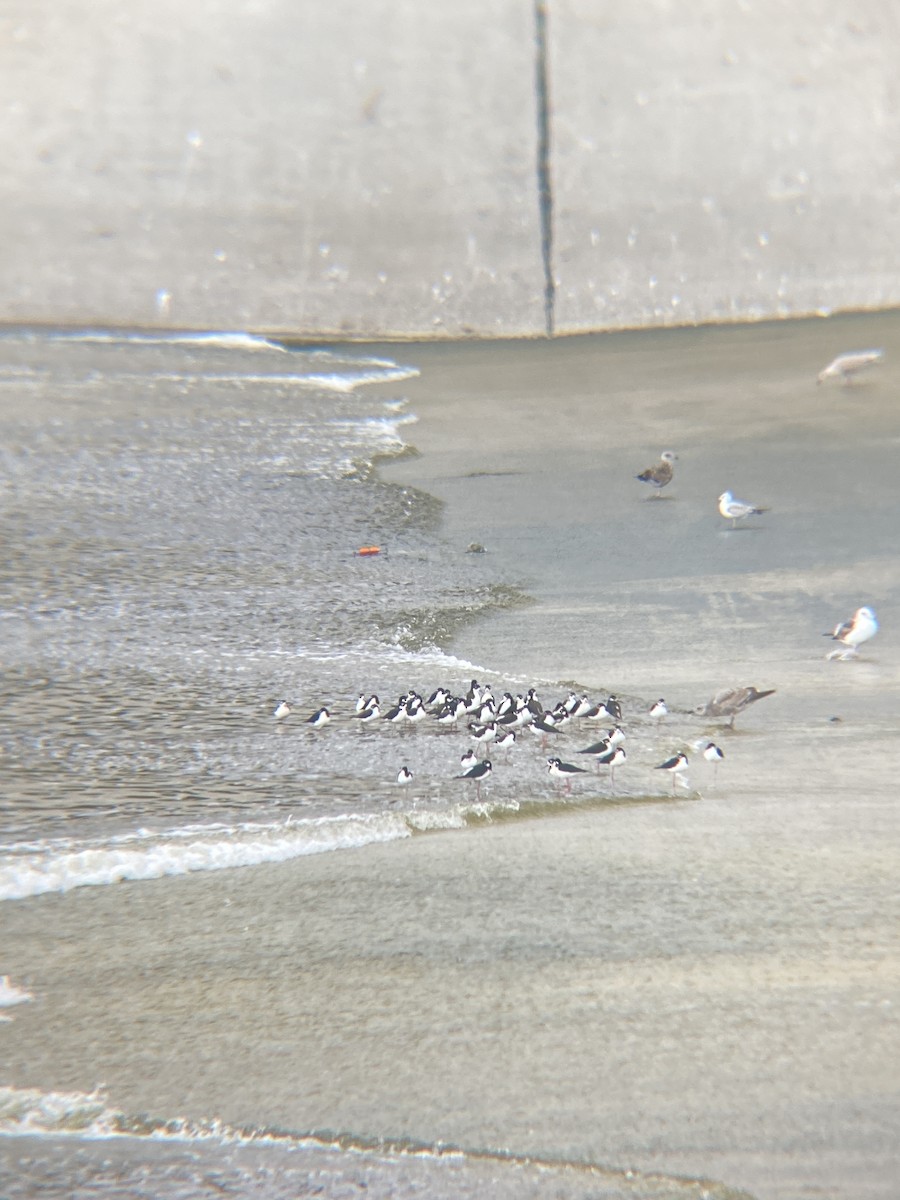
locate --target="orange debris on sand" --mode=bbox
[356,546,381,557]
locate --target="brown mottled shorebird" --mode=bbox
[697,686,775,728]
[636,450,677,496]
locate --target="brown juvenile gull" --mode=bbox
[696,685,776,727]
[636,450,677,496]
[816,349,883,385]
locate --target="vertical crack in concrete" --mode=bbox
[534,1,555,336]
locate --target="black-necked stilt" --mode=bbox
[529,712,561,749]
[305,707,331,728]
[494,729,517,759]
[457,758,492,799]
[576,739,611,771]
[583,701,614,722]
[649,699,667,723]
[397,766,414,786]
[656,752,688,794]
[824,606,878,660]
[383,697,409,723]
[436,698,466,726]
[353,702,380,723]
[547,756,588,795]
[702,742,724,783]
[597,744,625,789]
[606,696,623,721]
[273,700,292,721]
[469,721,498,754]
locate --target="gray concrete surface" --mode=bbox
[2,1,899,336]
[550,1,900,333]
[0,1,544,336]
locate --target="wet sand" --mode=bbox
[4,313,900,1199]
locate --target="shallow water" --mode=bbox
[2,318,900,1200]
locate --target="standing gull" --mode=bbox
[817,349,883,386]
[697,685,775,728]
[636,450,677,497]
[718,491,769,528]
[824,606,878,660]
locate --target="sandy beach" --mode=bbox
[3,314,900,1200]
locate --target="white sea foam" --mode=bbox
[0,1083,453,1161]
[0,783,548,904]
[111,367,420,392]
[0,1083,251,1143]
[0,813,412,903]
[0,976,33,1022]
[44,330,288,353]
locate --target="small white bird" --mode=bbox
[825,606,878,660]
[718,490,769,528]
[273,701,292,720]
[397,766,414,786]
[817,349,883,386]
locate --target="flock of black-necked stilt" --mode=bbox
[269,678,760,802]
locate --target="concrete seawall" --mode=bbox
[2,1,899,337]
